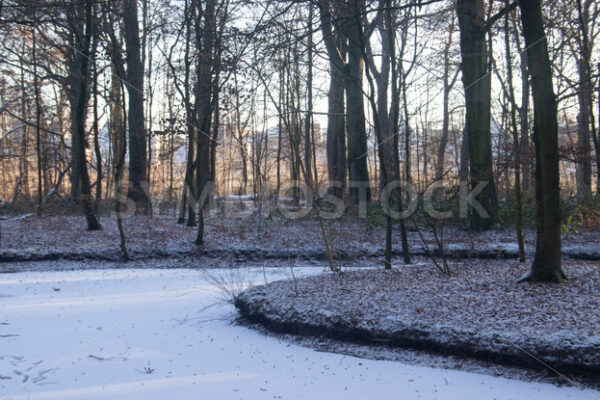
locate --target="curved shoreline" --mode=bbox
[2,243,599,265]
[235,269,600,380]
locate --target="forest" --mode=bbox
[2,0,599,276]
[0,0,599,398]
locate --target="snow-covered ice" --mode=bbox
[0,267,597,400]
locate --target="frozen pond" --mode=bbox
[0,267,596,399]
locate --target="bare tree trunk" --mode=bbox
[175,0,195,225]
[340,0,371,204]
[363,3,410,267]
[304,2,313,188]
[210,90,219,185]
[436,18,458,181]
[123,0,151,214]
[66,0,100,231]
[327,74,347,197]
[193,0,217,245]
[110,63,129,260]
[32,27,43,214]
[361,12,391,267]
[319,5,347,199]
[518,0,565,283]
[277,63,283,195]
[110,65,129,261]
[576,58,593,198]
[142,0,154,183]
[398,11,413,186]
[92,36,102,213]
[343,49,371,202]
[518,42,532,192]
[504,1,525,262]
[388,8,411,265]
[457,0,499,230]
[180,116,196,226]
[575,0,600,197]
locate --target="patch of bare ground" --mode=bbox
[235,261,600,384]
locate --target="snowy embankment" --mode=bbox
[235,262,600,382]
[3,216,600,265]
[1,266,597,399]
[3,243,600,265]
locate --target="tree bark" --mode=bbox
[193,0,217,245]
[574,0,599,197]
[31,27,43,215]
[66,0,100,231]
[504,1,525,262]
[576,58,593,198]
[436,18,457,181]
[110,63,129,260]
[92,32,102,213]
[363,2,410,266]
[123,0,151,214]
[518,42,532,191]
[388,7,411,265]
[518,0,565,283]
[319,4,347,199]
[320,0,371,204]
[342,4,371,204]
[457,0,499,230]
[304,2,314,188]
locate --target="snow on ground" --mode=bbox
[236,262,600,381]
[3,215,600,261]
[0,267,597,400]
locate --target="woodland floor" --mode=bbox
[235,261,600,386]
[1,215,600,265]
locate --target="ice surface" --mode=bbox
[0,267,597,399]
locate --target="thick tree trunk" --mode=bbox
[457,0,499,230]
[341,1,371,204]
[319,6,347,199]
[344,69,371,202]
[193,0,216,245]
[123,0,151,214]
[66,0,100,231]
[519,0,565,283]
